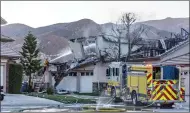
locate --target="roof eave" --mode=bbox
[1,55,22,59]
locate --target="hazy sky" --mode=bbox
[1,1,189,28]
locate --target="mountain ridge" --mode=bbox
[1,17,189,55]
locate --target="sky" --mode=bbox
[1,1,189,28]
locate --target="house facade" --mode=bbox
[53,61,109,93]
[1,17,21,92]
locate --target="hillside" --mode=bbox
[1,23,34,38]
[141,17,189,33]
[1,17,188,56]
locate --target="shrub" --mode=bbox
[47,87,54,95]
[8,63,23,94]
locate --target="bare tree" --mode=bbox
[101,12,146,61]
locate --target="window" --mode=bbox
[73,72,77,76]
[81,72,85,76]
[106,69,109,76]
[90,72,93,76]
[86,72,89,76]
[116,68,119,76]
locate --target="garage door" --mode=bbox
[1,65,4,86]
[57,76,77,92]
[80,73,93,93]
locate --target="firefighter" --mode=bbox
[43,59,49,74]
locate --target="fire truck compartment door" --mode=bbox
[138,76,147,96]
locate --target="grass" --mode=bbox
[25,93,96,104]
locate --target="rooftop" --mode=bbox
[1,42,21,58]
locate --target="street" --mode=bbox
[0,94,189,112]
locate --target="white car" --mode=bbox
[57,90,70,95]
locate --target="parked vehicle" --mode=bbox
[57,89,70,95]
[105,62,186,107]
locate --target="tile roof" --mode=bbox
[1,42,21,58]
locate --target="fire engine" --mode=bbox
[105,62,186,106]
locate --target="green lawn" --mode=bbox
[25,93,96,104]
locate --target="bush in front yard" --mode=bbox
[8,63,23,94]
[47,87,54,95]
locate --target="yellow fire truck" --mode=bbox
[105,62,185,106]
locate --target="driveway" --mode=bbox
[0,94,64,112]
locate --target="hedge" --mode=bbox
[8,63,23,94]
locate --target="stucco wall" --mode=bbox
[93,62,109,83]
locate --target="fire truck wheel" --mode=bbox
[131,91,138,106]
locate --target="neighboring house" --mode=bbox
[1,17,22,92]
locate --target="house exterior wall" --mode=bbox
[93,62,109,83]
[55,62,109,93]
